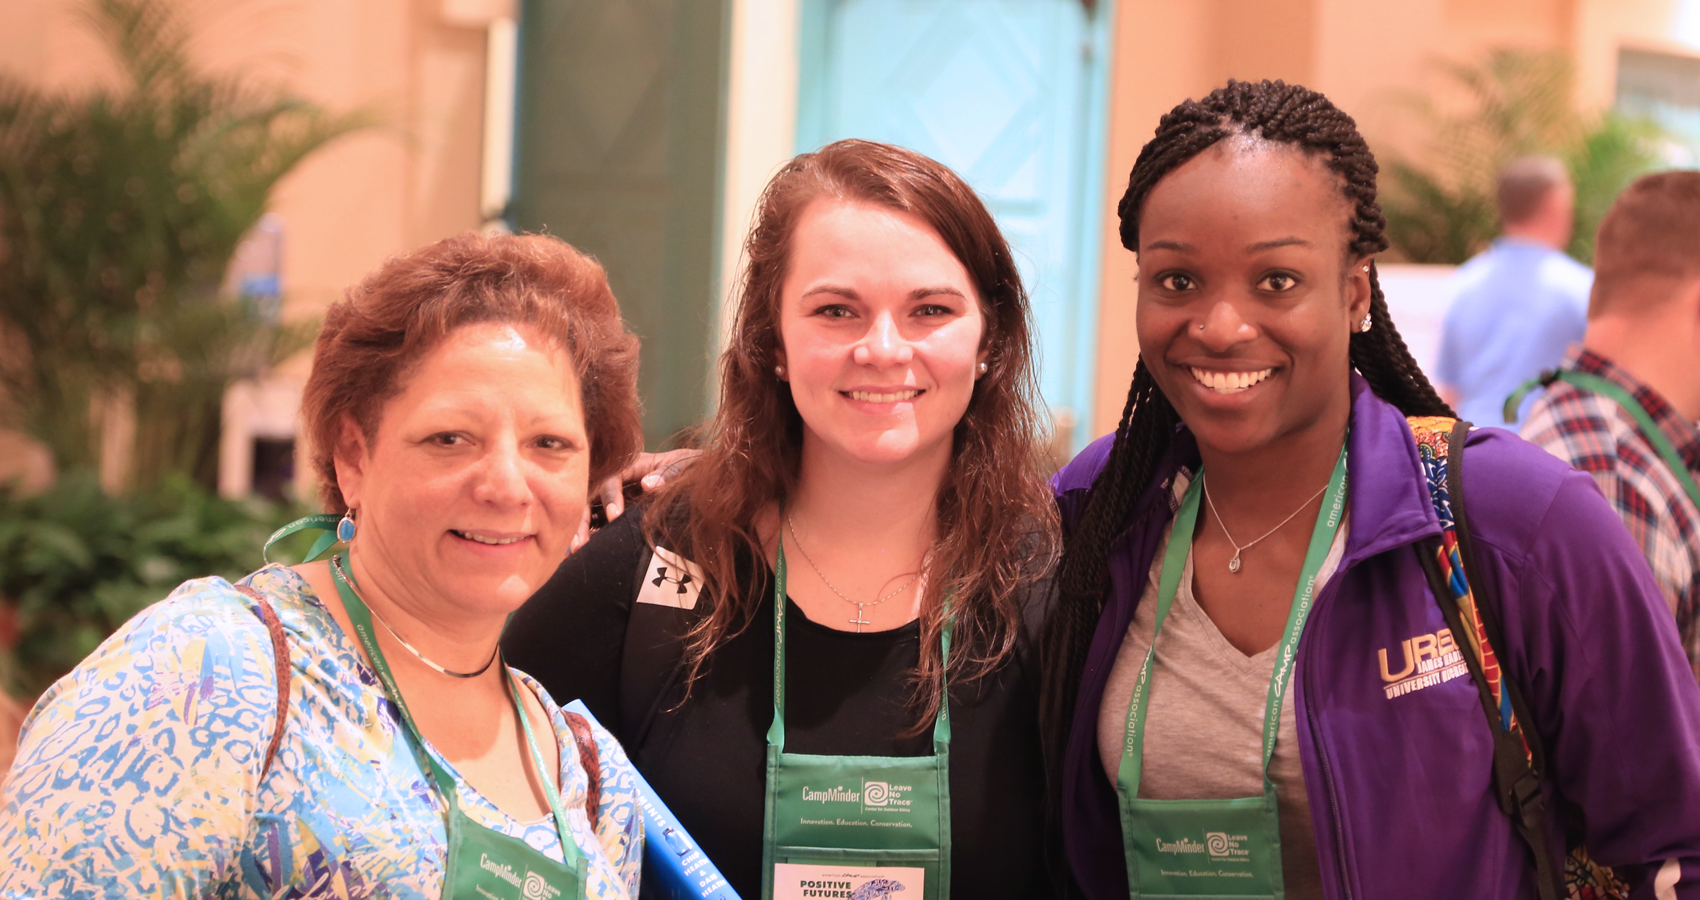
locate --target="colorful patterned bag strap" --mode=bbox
[1406,417,1627,900]
[235,584,291,784]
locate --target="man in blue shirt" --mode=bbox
[1437,156,1593,428]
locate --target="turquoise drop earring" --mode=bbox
[337,510,357,543]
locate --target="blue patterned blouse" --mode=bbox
[0,564,643,899]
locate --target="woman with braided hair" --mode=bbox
[1045,80,1700,900]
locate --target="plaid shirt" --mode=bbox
[1521,346,1700,681]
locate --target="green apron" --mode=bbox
[760,533,952,900]
[1507,370,1700,511]
[265,516,587,900]
[1115,447,1348,900]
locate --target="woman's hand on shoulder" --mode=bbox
[573,449,702,551]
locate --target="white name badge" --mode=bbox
[771,863,924,900]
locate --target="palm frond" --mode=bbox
[1379,48,1664,264]
[0,0,368,482]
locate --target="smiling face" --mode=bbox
[775,199,989,470]
[335,322,589,619]
[1136,137,1372,457]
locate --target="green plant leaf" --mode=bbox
[0,469,306,698]
[0,0,366,482]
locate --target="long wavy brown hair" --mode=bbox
[644,139,1059,725]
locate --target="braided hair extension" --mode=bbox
[1039,80,1454,768]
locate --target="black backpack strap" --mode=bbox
[621,605,692,745]
[1412,419,1564,900]
[619,541,702,747]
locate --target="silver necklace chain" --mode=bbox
[785,516,922,633]
[1201,475,1331,574]
[332,555,498,678]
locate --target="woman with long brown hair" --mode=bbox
[505,139,1061,900]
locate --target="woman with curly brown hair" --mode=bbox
[2,233,649,900]
[506,139,1062,900]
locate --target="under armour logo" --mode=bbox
[652,565,694,595]
[638,547,704,610]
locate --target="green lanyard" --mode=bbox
[766,540,951,751]
[1114,443,1349,899]
[329,555,578,856]
[263,513,346,564]
[1508,370,1700,512]
[759,531,953,900]
[263,517,585,899]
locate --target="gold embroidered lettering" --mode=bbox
[1379,640,1416,682]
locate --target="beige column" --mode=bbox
[714,0,802,389]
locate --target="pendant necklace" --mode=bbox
[785,516,922,632]
[1201,475,1332,574]
[331,555,499,678]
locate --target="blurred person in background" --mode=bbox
[1518,170,1700,683]
[1437,156,1592,427]
[506,139,1063,900]
[0,233,647,899]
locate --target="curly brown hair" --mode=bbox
[645,139,1060,726]
[301,232,643,512]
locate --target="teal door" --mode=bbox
[798,0,1112,451]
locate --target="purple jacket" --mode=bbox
[1053,376,1700,899]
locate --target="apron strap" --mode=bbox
[332,553,583,866]
[768,529,954,753]
[1118,441,1349,794]
[934,615,952,752]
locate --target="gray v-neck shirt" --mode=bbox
[1098,474,1347,900]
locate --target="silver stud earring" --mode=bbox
[1362,265,1370,272]
[1359,314,1373,333]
